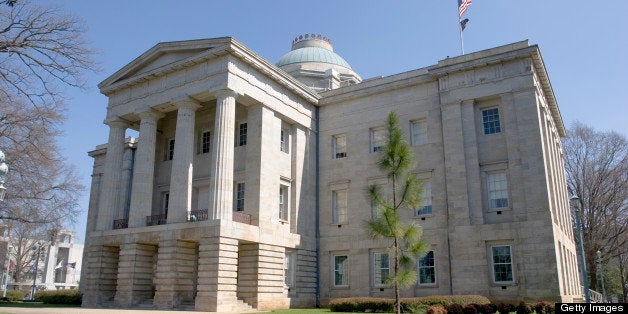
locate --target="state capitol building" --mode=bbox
[81,34,580,312]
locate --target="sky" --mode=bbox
[37,0,627,243]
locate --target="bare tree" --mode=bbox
[0,1,94,227]
[564,122,627,292]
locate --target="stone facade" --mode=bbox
[82,36,580,311]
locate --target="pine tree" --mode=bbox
[367,111,429,314]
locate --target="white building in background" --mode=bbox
[82,35,580,312]
[1,229,82,294]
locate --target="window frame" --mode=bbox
[166,138,175,161]
[238,122,248,146]
[162,192,170,216]
[370,127,385,153]
[418,250,436,286]
[332,134,347,159]
[284,250,296,288]
[372,252,390,287]
[279,184,289,221]
[410,119,427,146]
[280,128,290,153]
[415,180,433,216]
[481,107,502,135]
[199,130,211,154]
[490,244,515,284]
[333,254,349,287]
[234,182,245,212]
[487,172,509,210]
[332,189,348,225]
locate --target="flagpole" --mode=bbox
[459,16,465,55]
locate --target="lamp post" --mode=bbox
[571,195,590,303]
[30,244,44,300]
[596,250,607,302]
[0,149,8,201]
[1,150,9,298]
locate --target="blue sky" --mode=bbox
[42,1,627,243]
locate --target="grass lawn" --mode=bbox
[270,309,389,314]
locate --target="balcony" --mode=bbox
[113,218,128,229]
[187,209,208,222]
[146,214,167,226]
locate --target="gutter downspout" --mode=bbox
[437,78,455,295]
[315,106,321,308]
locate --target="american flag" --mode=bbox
[458,0,472,18]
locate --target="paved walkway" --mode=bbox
[0,308,264,314]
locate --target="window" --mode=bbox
[333,255,348,286]
[234,182,245,211]
[370,185,384,219]
[415,181,432,216]
[370,127,385,153]
[482,108,501,134]
[491,245,514,283]
[333,134,347,159]
[238,122,247,146]
[488,172,509,209]
[411,120,427,146]
[284,251,295,287]
[280,129,289,153]
[373,252,389,286]
[162,192,170,215]
[166,139,175,160]
[332,190,348,224]
[279,185,289,221]
[200,131,211,154]
[418,250,436,285]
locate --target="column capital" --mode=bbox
[103,117,129,128]
[172,97,201,111]
[136,108,165,121]
[214,88,239,100]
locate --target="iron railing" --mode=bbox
[113,218,128,229]
[188,209,208,222]
[146,214,167,226]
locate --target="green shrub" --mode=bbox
[1,290,24,302]
[427,305,447,314]
[34,289,82,304]
[329,297,393,312]
[330,295,491,312]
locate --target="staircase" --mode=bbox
[236,298,254,313]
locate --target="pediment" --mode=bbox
[99,38,232,91]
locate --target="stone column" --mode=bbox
[195,236,239,312]
[128,109,164,228]
[209,89,237,220]
[114,243,157,307]
[154,239,198,309]
[96,118,128,231]
[169,99,201,223]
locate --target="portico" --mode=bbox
[82,38,319,311]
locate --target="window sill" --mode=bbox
[417,283,438,288]
[331,223,348,228]
[490,281,516,287]
[279,219,289,225]
[487,207,511,214]
[414,214,434,220]
[332,285,350,290]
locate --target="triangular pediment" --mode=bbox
[99,37,232,91]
